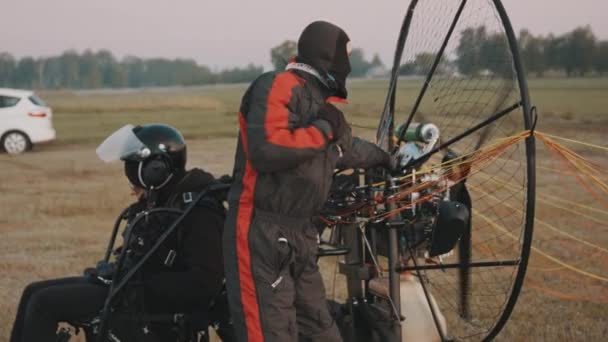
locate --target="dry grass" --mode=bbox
[1,79,607,341]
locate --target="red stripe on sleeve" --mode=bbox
[264,72,327,149]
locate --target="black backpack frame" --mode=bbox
[91,183,231,342]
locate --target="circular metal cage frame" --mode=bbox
[329,0,537,340]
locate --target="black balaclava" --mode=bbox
[296,21,351,98]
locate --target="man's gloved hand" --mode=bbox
[84,261,116,279]
[95,260,117,278]
[83,261,116,285]
[83,267,98,278]
[317,103,349,142]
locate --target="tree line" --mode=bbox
[519,26,607,77]
[0,50,264,89]
[269,40,385,77]
[1,25,606,90]
[0,44,385,90]
[400,25,608,77]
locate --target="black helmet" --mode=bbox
[96,124,187,189]
[130,124,187,169]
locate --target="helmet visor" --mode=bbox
[96,124,148,162]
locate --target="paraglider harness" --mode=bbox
[57,181,234,342]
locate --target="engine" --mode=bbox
[322,122,471,261]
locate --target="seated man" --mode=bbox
[10,124,232,342]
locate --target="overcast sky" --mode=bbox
[2,1,606,70]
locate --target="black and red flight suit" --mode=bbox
[223,21,390,342]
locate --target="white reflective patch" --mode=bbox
[271,276,284,288]
[336,144,344,158]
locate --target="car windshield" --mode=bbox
[28,94,47,107]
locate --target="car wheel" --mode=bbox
[2,131,31,155]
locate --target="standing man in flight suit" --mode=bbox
[223,21,394,342]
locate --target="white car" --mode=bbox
[0,88,56,154]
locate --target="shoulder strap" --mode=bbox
[166,185,227,251]
[168,189,225,216]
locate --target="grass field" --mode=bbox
[1,77,607,341]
